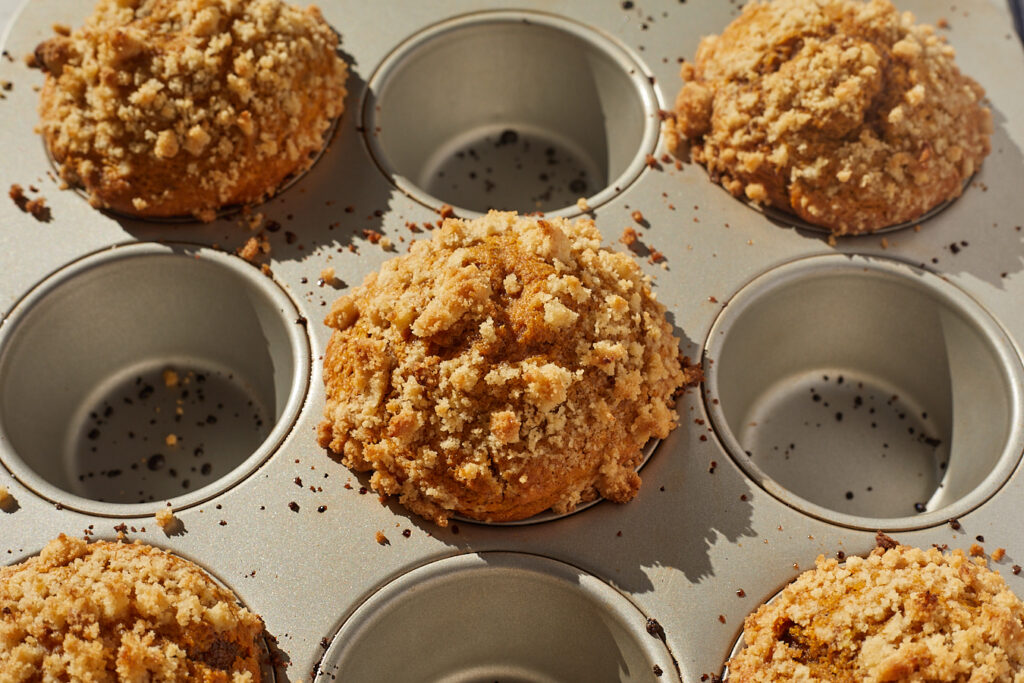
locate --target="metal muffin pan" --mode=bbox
[1,0,1023,680]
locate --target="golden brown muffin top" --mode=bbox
[36,0,347,221]
[0,534,264,682]
[318,211,698,526]
[727,544,1024,681]
[670,0,992,235]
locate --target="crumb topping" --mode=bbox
[36,0,348,220]
[669,0,992,235]
[0,535,264,681]
[154,507,175,530]
[318,211,699,526]
[728,545,1024,681]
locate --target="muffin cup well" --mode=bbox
[362,10,660,217]
[703,254,1024,530]
[316,552,678,682]
[0,243,310,516]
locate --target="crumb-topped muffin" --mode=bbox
[318,211,699,526]
[669,0,992,235]
[0,535,265,681]
[727,544,1024,681]
[35,0,348,221]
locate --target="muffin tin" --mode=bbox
[1,0,1023,680]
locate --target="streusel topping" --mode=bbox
[669,0,991,234]
[728,545,1024,681]
[36,0,347,220]
[318,211,698,526]
[0,535,265,681]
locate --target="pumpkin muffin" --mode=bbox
[727,544,1024,681]
[35,0,348,221]
[669,0,992,235]
[0,534,265,681]
[318,211,699,526]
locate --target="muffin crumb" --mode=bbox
[154,506,175,530]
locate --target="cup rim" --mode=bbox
[0,242,311,518]
[359,8,663,219]
[701,253,1024,531]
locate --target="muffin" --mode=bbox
[727,544,1024,681]
[669,0,992,235]
[318,211,699,526]
[35,0,348,221]
[0,534,265,681]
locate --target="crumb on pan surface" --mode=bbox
[669,0,992,235]
[35,0,348,221]
[318,211,700,527]
[155,506,175,530]
[727,545,1024,681]
[0,534,264,682]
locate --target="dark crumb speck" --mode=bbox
[836,550,846,561]
[317,505,327,513]
[653,664,663,677]
[645,618,666,641]
[949,518,961,531]
[845,491,853,500]
[1014,565,1021,575]
[288,501,299,512]
[914,502,926,513]
[875,531,899,550]
[497,129,518,146]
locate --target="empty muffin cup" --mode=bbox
[362,10,659,216]
[703,254,1024,530]
[316,552,678,682]
[0,243,309,516]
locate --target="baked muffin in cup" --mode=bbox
[0,534,266,681]
[35,0,348,221]
[669,0,992,235]
[728,540,1024,680]
[318,211,700,527]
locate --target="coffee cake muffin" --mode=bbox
[727,544,1024,681]
[0,534,265,681]
[35,0,348,221]
[318,211,699,526]
[669,0,992,235]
